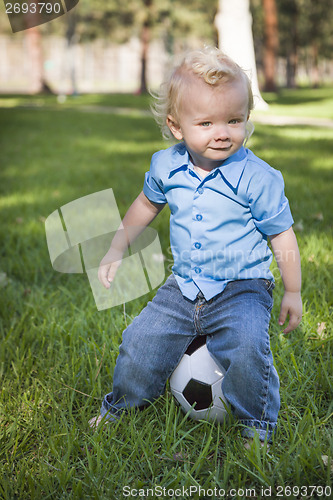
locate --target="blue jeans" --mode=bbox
[100,274,279,441]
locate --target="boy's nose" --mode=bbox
[214,125,229,141]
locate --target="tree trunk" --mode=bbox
[139,23,150,94]
[25,27,45,94]
[286,11,298,88]
[286,52,297,88]
[139,0,153,94]
[262,0,278,92]
[215,0,268,109]
[311,42,319,88]
[66,10,78,95]
[24,1,53,94]
[281,0,299,88]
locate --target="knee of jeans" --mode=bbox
[227,340,272,373]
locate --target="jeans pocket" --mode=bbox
[262,279,275,297]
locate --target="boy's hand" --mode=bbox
[98,249,123,289]
[278,291,302,334]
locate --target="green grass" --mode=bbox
[0,86,333,119]
[0,90,332,499]
[259,87,333,120]
[0,92,152,112]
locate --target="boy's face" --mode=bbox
[167,77,249,171]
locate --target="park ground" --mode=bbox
[0,87,332,499]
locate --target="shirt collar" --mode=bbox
[168,143,190,178]
[217,147,247,191]
[168,143,248,190]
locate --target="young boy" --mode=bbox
[90,47,302,442]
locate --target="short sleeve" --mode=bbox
[143,151,167,204]
[248,168,294,236]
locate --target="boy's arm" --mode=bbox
[269,227,302,334]
[98,191,165,288]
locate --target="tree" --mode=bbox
[262,0,278,91]
[277,0,331,88]
[71,0,218,93]
[298,0,333,87]
[25,27,44,93]
[215,0,268,109]
[139,0,153,94]
[277,0,299,88]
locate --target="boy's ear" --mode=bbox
[167,115,183,140]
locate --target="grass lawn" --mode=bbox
[0,89,332,499]
[257,87,333,120]
[1,86,333,119]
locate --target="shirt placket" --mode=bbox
[189,170,218,281]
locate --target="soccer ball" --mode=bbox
[169,336,228,423]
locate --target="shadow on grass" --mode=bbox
[0,107,163,214]
[1,109,332,227]
[0,92,152,110]
[0,110,332,294]
[249,124,333,227]
[262,87,333,107]
[1,109,332,278]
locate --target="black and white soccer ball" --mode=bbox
[169,336,227,423]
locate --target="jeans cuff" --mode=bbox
[239,419,277,442]
[100,394,123,421]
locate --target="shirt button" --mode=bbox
[194,267,201,274]
[197,187,204,194]
[196,214,203,221]
[194,242,201,249]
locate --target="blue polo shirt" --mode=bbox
[143,143,294,300]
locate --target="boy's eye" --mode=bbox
[200,122,212,127]
[229,118,241,124]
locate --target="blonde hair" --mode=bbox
[151,46,254,141]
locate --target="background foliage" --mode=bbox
[1,0,331,88]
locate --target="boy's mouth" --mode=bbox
[209,145,232,152]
